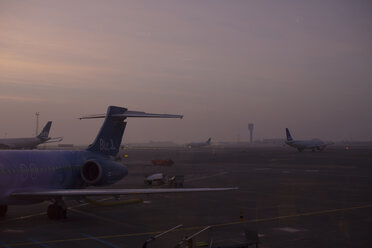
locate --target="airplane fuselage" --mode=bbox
[0,137,48,149]
[0,107,234,220]
[187,143,210,148]
[0,150,127,205]
[285,139,326,151]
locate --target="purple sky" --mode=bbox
[0,0,371,144]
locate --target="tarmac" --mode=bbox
[0,145,372,247]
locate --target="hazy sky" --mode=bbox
[1,0,371,144]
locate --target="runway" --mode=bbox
[1,146,372,247]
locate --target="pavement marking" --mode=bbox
[69,208,138,229]
[274,227,304,233]
[185,171,228,183]
[3,203,372,247]
[83,234,123,248]
[6,212,45,222]
[2,229,24,233]
[253,168,270,171]
[3,198,113,222]
[28,238,51,248]
[270,159,294,162]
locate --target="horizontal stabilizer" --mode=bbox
[80,110,183,120]
[11,187,238,198]
[43,137,64,144]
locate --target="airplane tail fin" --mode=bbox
[285,128,293,141]
[86,106,127,156]
[81,106,183,156]
[207,138,211,144]
[37,121,52,139]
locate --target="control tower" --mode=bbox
[248,123,254,144]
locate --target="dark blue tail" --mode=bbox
[37,121,52,139]
[87,106,127,156]
[285,128,293,141]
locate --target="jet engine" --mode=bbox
[81,159,127,187]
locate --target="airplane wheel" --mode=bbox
[47,205,57,219]
[47,204,67,220]
[0,205,8,217]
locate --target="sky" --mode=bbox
[0,0,371,144]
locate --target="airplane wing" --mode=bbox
[43,137,64,144]
[0,144,12,149]
[11,187,238,198]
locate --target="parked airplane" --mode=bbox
[285,128,332,152]
[0,106,236,219]
[187,138,211,148]
[0,121,63,149]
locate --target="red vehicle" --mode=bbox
[151,159,174,166]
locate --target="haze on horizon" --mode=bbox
[0,0,371,145]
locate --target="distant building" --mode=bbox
[248,123,254,144]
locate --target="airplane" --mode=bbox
[285,128,332,152]
[0,121,63,149]
[0,106,236,220]
[187,138,211,148]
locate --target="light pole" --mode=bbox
[35,112,40,136]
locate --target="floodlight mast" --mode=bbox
[35,112,40,136]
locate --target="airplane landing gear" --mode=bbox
[47,198,67,220]
[0,205,8,217]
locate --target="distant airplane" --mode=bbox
[187,138,211,148]
[285,128,332,152]
[0,106,236,219]
[0,121,63,149]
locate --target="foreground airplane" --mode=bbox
[0,121,63,149]
[285,128,332,152]
[187,138,211,148]
[0,106,236,219]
